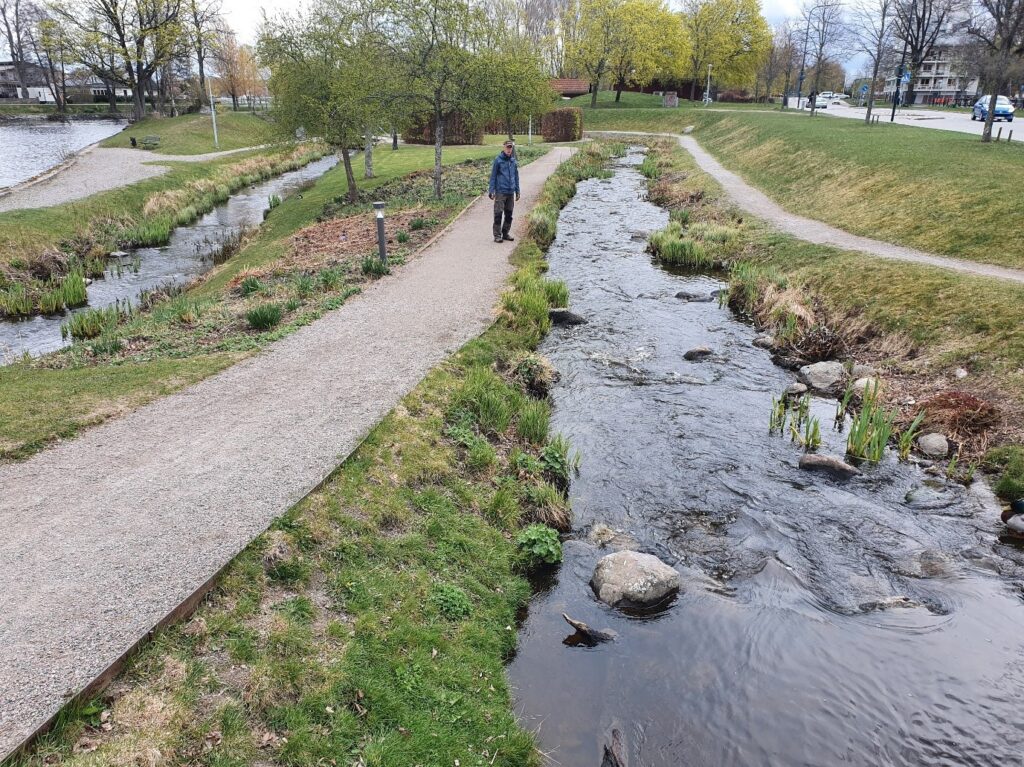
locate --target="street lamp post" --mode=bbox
[703,63,713,105]
[207,80,219,150]
[890,38,909,122]
[373,201,387,267]
[796,19,811,110]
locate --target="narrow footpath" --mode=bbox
[0,144,268,213]
[595,130,1024,285]
[0,145,572,759]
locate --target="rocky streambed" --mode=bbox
[509,150,1024,767]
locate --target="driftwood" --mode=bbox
[601,728,626,767]
[562,613,616,646]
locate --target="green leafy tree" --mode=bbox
[259,2,377,202]
[564,0,620,107]
[608,0,688,101]
[477,45,555,138]
[682,0,771,100]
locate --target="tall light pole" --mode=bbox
[207,80,219,150]
[796,15,812,109]
[890,37,908,122]
[703,63,713,105]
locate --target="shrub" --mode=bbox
[247,303,282,330]
[541,107,583,142]
[517,399,551,444]
[410,217,427,231]
[430,583,473,620]
[515,523,562,566]
[396,230,410,243]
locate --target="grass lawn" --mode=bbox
[10,146,616,767]
[583,107,1024,268]
[100,111,276,154]
[1,143,548,458]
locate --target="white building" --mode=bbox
[882,40,981,106]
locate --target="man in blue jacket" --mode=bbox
[488,140,520,243]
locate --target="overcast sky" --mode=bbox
[222,0,805,44]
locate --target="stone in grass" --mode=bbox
[850,363,877,379]
[784,382,808,398]
[549,308,587,326]
[799,453,862,480]
[753,333,775,350]
[684,346,713,361]
[799,361,845,393]
[917,433,949,458]
[591,550,680,608]
[852,376,881,396]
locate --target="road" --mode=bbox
[820,99,1022,143]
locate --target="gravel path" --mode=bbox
[0,146,572,759]
[595,130,1024,285]
[0,144,267,213]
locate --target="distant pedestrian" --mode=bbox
[488,140,520,244]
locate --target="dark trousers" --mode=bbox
[493,193,514,238]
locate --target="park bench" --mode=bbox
[140,135,161,150]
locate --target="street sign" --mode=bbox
[860,84,868,93]
[902,71,911,83]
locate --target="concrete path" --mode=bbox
[0,144,268,213]
[823,100,1023,143]
[0,146,572,759]
[593,130,1024,285]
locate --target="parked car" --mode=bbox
[819,91,834,99]
[972,95,1015,122]
[805,95,829,109]
[833,93,850,100]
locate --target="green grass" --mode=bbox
[0,355,239,459]
[100,111,277,155]
[8,147,611,767]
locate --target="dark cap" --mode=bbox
[503,139,514,147]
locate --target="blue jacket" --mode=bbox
[489,152,520,195]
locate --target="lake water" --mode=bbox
[0,118,125,188]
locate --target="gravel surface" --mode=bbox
[0,145,267,212]
[594,131,1024,285]
[0,146,571,759]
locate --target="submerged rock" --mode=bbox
[684,346,713,361]
[917,433,949,458]
[591,550,680,608]
[753,333,775,349]
[798,453,862,479]
[549,308,587,326]
[675,290,714,302]
[588,523,638,550]
[799,361,845,393]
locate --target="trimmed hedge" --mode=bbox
[402,112,483,145]
[541,107,583,142]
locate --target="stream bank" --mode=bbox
[509,148,1024,766]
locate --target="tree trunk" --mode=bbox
[106,84,117,112]
[340,147,358,202]
[982,92,997,142]
[782,68,792,110]
[364,127,374,179]
[132,87,145,122]
[231,94,238,111]
[197,53,206,106]
[866,57,882,125]
[391,129,398,150]
[689,76,697,101]
[433,104,444,199]
[615,79,623,101]
[590,80,599,107]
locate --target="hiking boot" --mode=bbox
[494,236,503,243]
[502,234,515,242]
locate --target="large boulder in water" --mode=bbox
[549,308,586,326]
[799,361,845,393]
[799,453,862,479]
[591,550,680,608]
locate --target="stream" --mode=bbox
[509,150,1024,766]
[0,155,337,362]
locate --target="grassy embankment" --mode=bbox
[0,103,134,116]
[582,106,1024,268]
[0,140,326,318]
[637,134,1024,498]
[100,111,276,155]
[8,143,618,767]
[0,143,546,459]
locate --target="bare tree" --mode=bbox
[966,0,1024,139]
[893,0,959,104]
[24,4,70,111]
[1,0,31,97]
[850,0,895,121]
[187,0,221,105]
[803,0,847,115]
[758,21,796,103]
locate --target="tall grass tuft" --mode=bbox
[647,222,712,268]
[61,306,120,340]
[246,303,282,330]
[0,284,33,316]
[457,367,520,435]
[898,411,927,461]
[542,279,569,308]
[527,205,558,248]
[639,155,661,179]
[239,275,264,296]
[361,256,389,277]
[846,381,896,462]
[517,399,551,445]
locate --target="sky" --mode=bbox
[222,0,804,44]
